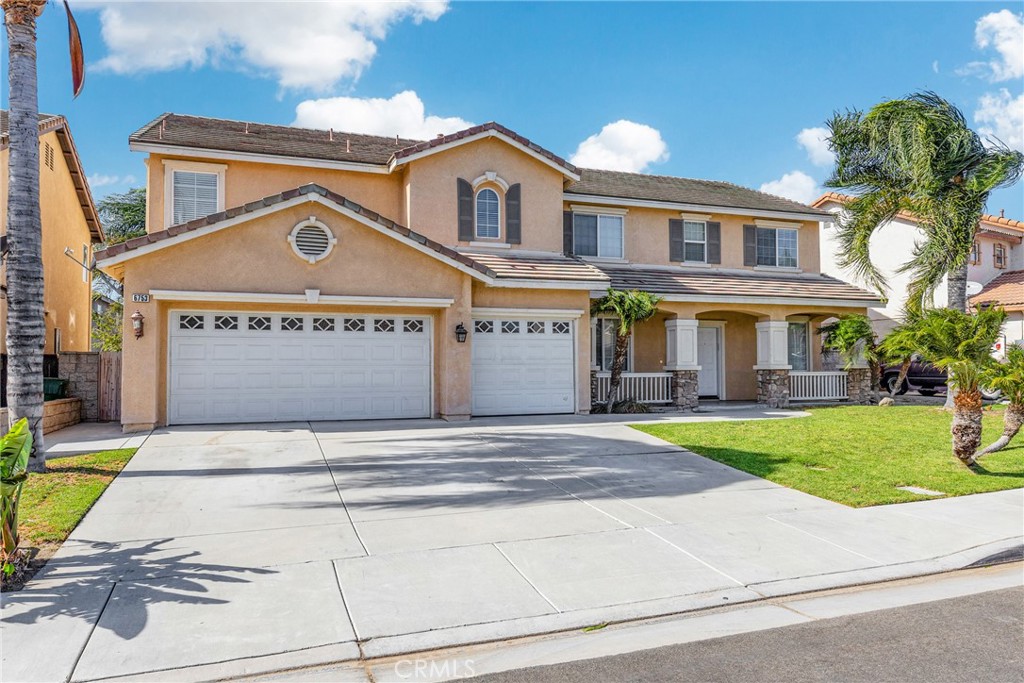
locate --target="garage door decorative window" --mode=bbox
[180,314,204,330]
[214,315,238,330]
[344,318,365,332]
[313,317,335,332]
[248,316,271,331]
[288,217,337,264]
[281,316,304,332]
[474,320,493,334]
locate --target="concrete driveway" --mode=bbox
[3,411,1022,683]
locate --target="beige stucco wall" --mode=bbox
[565,203,821,273]
[399,137,567,251]
[0,130,95,355]
[146,154,405,234]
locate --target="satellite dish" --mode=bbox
[966,281,984,296]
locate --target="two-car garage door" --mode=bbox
[168,311,431,424]
[167,310,577,425]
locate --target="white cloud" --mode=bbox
[932,60,940,74]
[958,10,1023,82]
[975,89,1024,152]
[88,173,136,188]
[795,126,833,166]
[293,91,471,139]
[87,1,449,92]
[569,120,669,172]
[760,171,819,205]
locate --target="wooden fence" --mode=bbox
[98,352,122,421]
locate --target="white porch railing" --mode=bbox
[789,371,848,401]
[594,372,673,404]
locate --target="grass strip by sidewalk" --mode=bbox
[19,448,137,549]
[634,406,1023,507]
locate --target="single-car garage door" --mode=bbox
[168,311,431,425]
[471,317,576,416]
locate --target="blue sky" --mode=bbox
[10,1,1024,216]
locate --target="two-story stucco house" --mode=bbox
[815,192,1024,353]
[97,115,877,429]
[1,111,103,381]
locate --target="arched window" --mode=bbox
[475,188,500,239]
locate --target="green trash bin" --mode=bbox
[43,377,68,401]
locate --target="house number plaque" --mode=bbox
[132,293,151,303]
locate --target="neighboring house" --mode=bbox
[0,111,103,391]
[970,269,1024,354]
[815,192,1024,338]
[97,114,877,429]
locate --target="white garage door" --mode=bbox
[471,317,576,416]
[168,311,431,425]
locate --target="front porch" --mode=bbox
[591,303,873,410]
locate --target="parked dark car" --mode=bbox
[882,356,1001,399]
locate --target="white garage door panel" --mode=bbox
[471,317,576,416]
[168,312,431,425]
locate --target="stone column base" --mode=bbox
[846,367,873,405]
[756,369,790,409]
[670,370,699,410]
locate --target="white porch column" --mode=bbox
[663,318,700,371]
[754,321,791,370]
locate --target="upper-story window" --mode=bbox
[994,242,1007,269]
[970,241,981,265]
[475,188,500,239]
[164,160,226,227]
[683,220,706,262]
[755,226,798,268]
[574,213,624,259]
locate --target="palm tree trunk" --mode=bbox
[950,388,984,464]
[3,0,48,473]
[971,402,1023,462]
[604,332,630,414]
[943,262,971,411]
[892,357,912,399]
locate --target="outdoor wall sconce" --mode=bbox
[131,310,145,339]
[455,323,468,343]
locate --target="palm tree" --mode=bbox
[817,314,881,399]
[911,307,1006,464]
[3,0,84,472]
[826,92,1023,313]
[591,288,661,413]
[973,344,1024,462]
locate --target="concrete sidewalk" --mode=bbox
[2,410,1021,683]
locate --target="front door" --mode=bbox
[697,326,720,398]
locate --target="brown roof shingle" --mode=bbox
[971,270,1024,309]
[130,113,421,166]
[568,169,832,218]
[596,264,879,303]
[460,251,608,283]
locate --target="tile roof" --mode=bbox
[596,264,879,303]
[96,183,492,278]
[129,113,420,166]
[391,122,579,176]
[567,169,832,218]
[814,192,1024,235]
[459,250,609,282]
[971,270,1024,308]
[0,110,102,241]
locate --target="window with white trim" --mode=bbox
[994,243,1007,269]
[574,213,624,258]
[756,227,798,268]
[683,220,706,262]
[475,188,500,239]
[172,170,220,225]
[593,318,631,371]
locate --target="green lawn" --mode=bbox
[19,448,136,548]
[634,406,1023,507]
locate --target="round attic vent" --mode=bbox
[288,217,336,264]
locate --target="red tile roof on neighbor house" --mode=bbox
[971,269,1024,309]
[813,192,1024,236]
[597,264,880,303]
